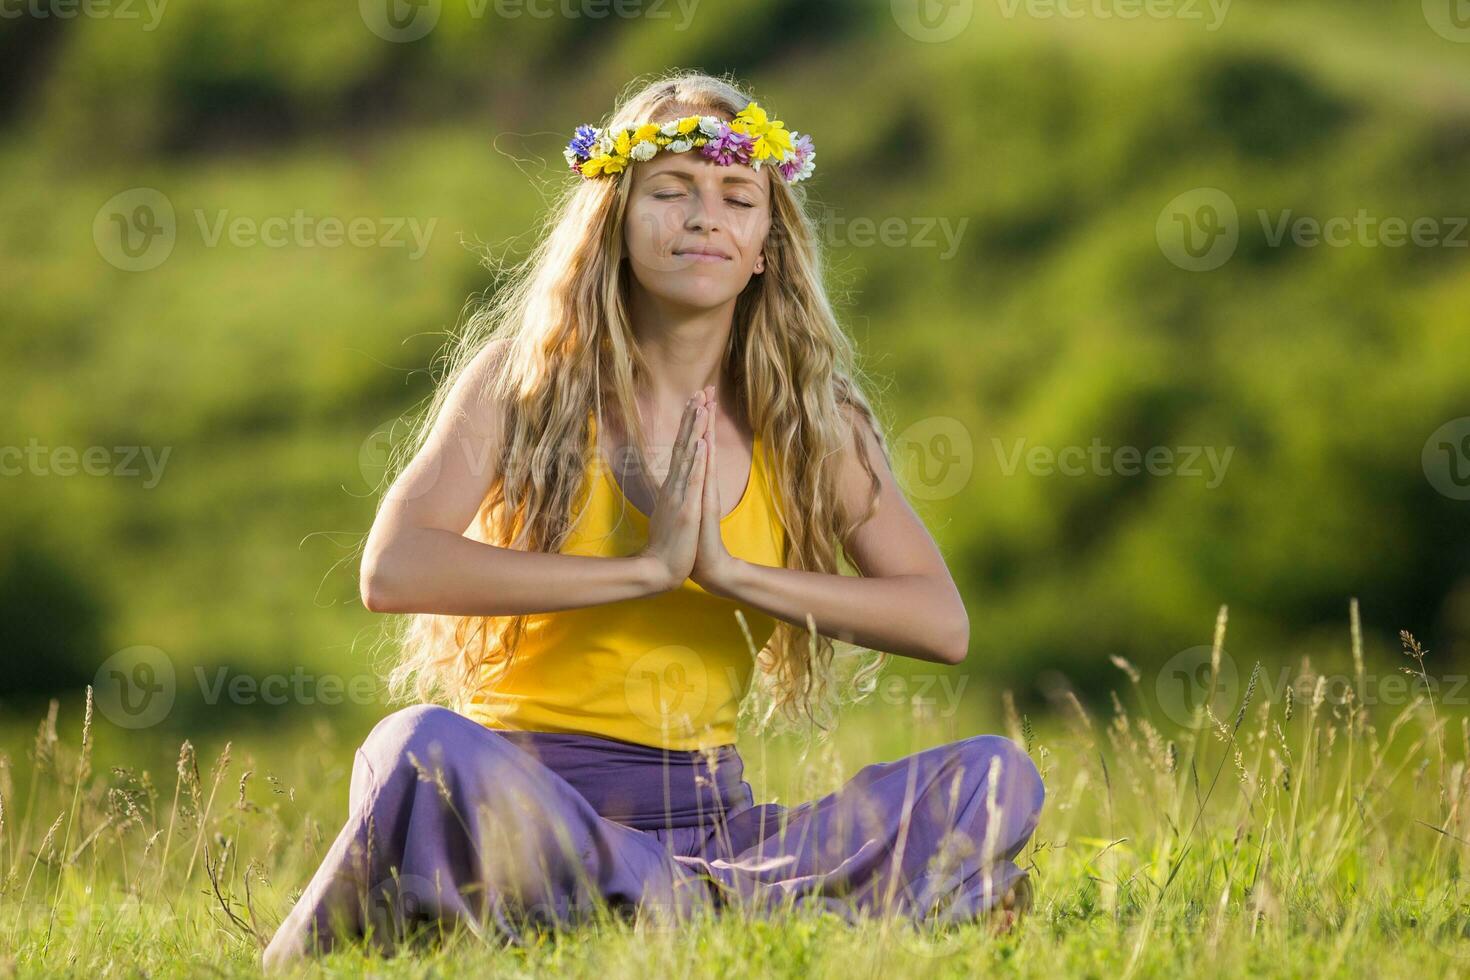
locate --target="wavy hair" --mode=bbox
[376,70,891,741]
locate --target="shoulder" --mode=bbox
[459,336,513,400]
[438,337,513,434]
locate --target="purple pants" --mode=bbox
[262,705,1044,967]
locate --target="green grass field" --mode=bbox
[3,602,1468,977]
[6,3,1470,976]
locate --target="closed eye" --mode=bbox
[654,192,757,209]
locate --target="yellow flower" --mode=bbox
[754,125,794,161]
[732,102,768,130]
[631,123,662,145]
[676,115,701,135]
[731,101,795,161]
[582,154,627,177]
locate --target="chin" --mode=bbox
[649,279,742,309]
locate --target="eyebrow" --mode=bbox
[650,168,764,189]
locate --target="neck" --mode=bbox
[626,290,741,424]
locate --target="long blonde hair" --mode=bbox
[378,70,890,740]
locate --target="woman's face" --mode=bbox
[623,147,772,311]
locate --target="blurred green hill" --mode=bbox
[3,0,1469,724]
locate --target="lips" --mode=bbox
[674,246,731,260]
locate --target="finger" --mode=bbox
[660,397,701,495]
[686,437,707,508]
[703,401,719,518]
[670,404,705,503]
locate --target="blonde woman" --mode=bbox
[264,71,1043,968]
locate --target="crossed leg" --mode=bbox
[261,705,713,970]
[684,734,1045,924]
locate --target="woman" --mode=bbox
[263,71,1043,968]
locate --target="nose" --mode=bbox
[683,188,717,233]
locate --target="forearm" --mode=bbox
[361,526,664,616]
[713,561,969,666]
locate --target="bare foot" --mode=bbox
[987,875,1034,937]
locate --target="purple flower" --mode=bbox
[567,124,599,161]
[779,133,815,183]
[700,126,753,167]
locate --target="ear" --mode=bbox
[754,253,765,274]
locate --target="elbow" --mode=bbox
[359,545,406,614]
[359,566,393,613]
[937,607,970,666]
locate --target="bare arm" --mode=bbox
[705,406,970,665]
[359,344,705,616]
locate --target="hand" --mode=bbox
[636,390,711,592]
[689,391,743,598]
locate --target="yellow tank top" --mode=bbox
[462,412,786,751]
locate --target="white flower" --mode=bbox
[660,120,681,137]
[668,139,693,153]
[630,140,658,161]
[596,132,615,155]
[698,116,723,138]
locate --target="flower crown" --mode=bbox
[564,100,816,185]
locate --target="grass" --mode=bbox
[2,599,1469,977]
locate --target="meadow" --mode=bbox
[3,602,1468,977]
[5,1,1470,976]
